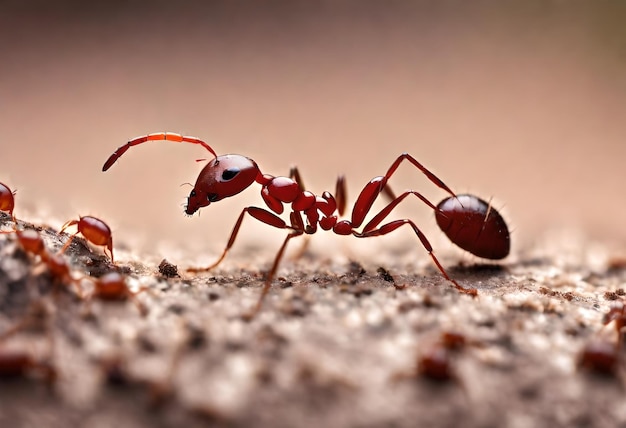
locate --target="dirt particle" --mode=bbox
[397,300,421,313]
[158,259,179,278]
[377,267,395,283]
[539,286,557,296]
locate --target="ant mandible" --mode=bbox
[103,133,510,316]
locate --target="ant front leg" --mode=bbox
[355,219,477,296]
[248,229,303,320]
[187,207,300,273]
[188,207,304,319]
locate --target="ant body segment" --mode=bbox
[578,339,620,376]
[60,216,114,263]
[603,302,626,345]
[0,182,16,221]
[82,272,149,315]
[0,348,57,384]
[103,132,510,316]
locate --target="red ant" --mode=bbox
[82,272,149,315]
[415,330,476,382]
[103,132,510,316]
[1,228,83,297]
[578,339,620,376]
[0,290,57,386]
[603,302,626,345]
[60,216,115,263]
[391,331,472,385]
[577,302,626,377]
[0,348,57,384]
[0,182,16,221]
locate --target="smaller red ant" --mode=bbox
[82,272,148,315]
[1,228,83,297]
[417,345,456,381]
[416,330,472,382]
[0,300,57,385]
[578,339,620,376]
[60,216,114,263]
[0,348,57,384]
[577,302,626,377]
[0,182,16,221]
[603,302,626,345]
[393,330,472,385]
[103,132,511,317]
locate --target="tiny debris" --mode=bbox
[185,323,207,350]
[158,259,179,278]
[604,291,620,301]
[397,300,421,313]
[207,291,220,301]
[377,267,395,283]
[539,286,558,297]
[339,284,373,298]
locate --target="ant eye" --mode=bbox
[221,167,240,181]
[207,193,219,202]
[190,190,197,197]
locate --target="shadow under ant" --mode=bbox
[447,262,509,276]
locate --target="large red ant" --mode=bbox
[103,132,510,316]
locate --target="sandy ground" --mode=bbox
[1,211,626,428]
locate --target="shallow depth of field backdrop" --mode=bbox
[1,1,625,263]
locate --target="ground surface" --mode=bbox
[1,212,626,428]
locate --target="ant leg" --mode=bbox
[384,153,456,198]
[362,190,438,234]
[102,132,217,171]
[58,219,80,255]
[246,230,303,320]
[382,184,397,203]
[335,175,347,217]
[105,238,114,263]
[289,166,306,192]
[351,154,455,228]
[187,207,298,273]
[59,232,79,255]
[355,219,477,296]
[287,166,312,259]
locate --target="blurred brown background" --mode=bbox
[1,0,625,261]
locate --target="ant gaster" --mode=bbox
[0,182,16,221]
[60,216,115,263]
[103,133,511,317]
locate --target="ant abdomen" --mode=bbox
[435,194,510,260]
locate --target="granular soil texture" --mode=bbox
[1,212,625,428]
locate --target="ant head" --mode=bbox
[185,155,260,215]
